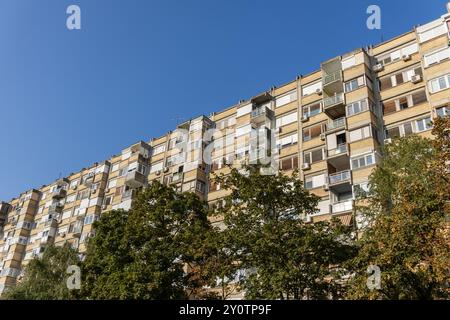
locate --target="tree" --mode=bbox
[347,120,450,300]
[2,244,80,300]
[80,182,213,299]
[212,166,356,299]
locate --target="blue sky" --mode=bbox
[0,0,447,200]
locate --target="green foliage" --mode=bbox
[347,124,450,300]
[213,166,356,299]
[2,244,79,300]
[80,182,213,299]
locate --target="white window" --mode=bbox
[152,144,166,156]
[62,210,72,220]
[275,90,297,107]
[351,153,375,170]
[66,194,76,204]
[429,73,450,93]
[417,21,447,43]
[302,81,322,96]
[305,173,326,189]
[341,56,356,70]
[235,124,252,137]
[415,117,432,132]
[349,126,371,142]
[110,162,120,173]
[346,99,369,116]
[345,76,365,92]
[276,133,298,149]
[236,103,252,117]
[315,199,330,215]
[216,116,236,129]
[276,112,297,127]
[150,161,163,173]
[107,179,117,189]
[424,47,450,67]
[302,102,321,117]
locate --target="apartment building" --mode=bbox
[1,4,450,295]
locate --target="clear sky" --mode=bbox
[0,0,447,200]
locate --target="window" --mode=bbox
[62,210,72,220]
[415,117,432,132]
[150,161,163,173]
[76,190,89,201]
[152,144,166,156]
[303,148,325,164]
[107,179,117,189]
[345,76,365,92]
[385,121,417,138]
[66,194,76,203]
[276,112,297,127]
[182,181,196,192]
[376,43,418,66]
[84,214,99,225]
[351,153,375,170]
[110,163,120,172]
[349,126,371,142]
[429,73,450,93]
[196,180,206,194]
[424,47,450,67]
[436,106,450,117]
[302,102,321,117]
[276,133,298,149]
[69,180,79,189]
[275,90,297,107]
[417,22,447,43]
[103,196,112,207]
[379,66,423,90]
[411,90,427,106]
[304,173,326,189]
[302,81,322,96]
[383,90,427,115]
[216,116,236,129]
[303,123,325,142]
[346,99,368,116]
[280,156,298,171]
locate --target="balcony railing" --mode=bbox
[323,70,341,86]
[328,143,348,157]
[124,171,146,188]
[323,93,344,108]
[251,106,273,120]
[52,188,67,199]
[171,172,183,183]
[326,117,346,131]
[329,170,351,185]
[331,200,353,213]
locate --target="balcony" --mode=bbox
[323,93,345,118]
[124,171,146,188]
[49,202,64,213]
[44,218,59,228]
[170,172,183,184]
[69,227,82,238]
[326,117,346,133]
[328,143,348,158]
[331,200,353,214]
[52,188,67,199]
[322,70,342,87]
[250,106,273,123]
[329,170,351,186]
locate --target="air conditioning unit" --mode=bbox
[301,163,311,170]
[163,167,169,173]
[88,172,95,178]
[275,127,282,133]
[411,75,422,84]
[402,54,412,62]
[155,170,161,176]
[71,185,77,190]
[384,138,392,144]
[323,184,329,191]
[101,205,107,210]
[304,215,312,223]
[105,188,110,193]
[373,63,384,72]
[91,189,97,194]
[301,115,309,122]
[320,133,326,141]
[315,89,323,95]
